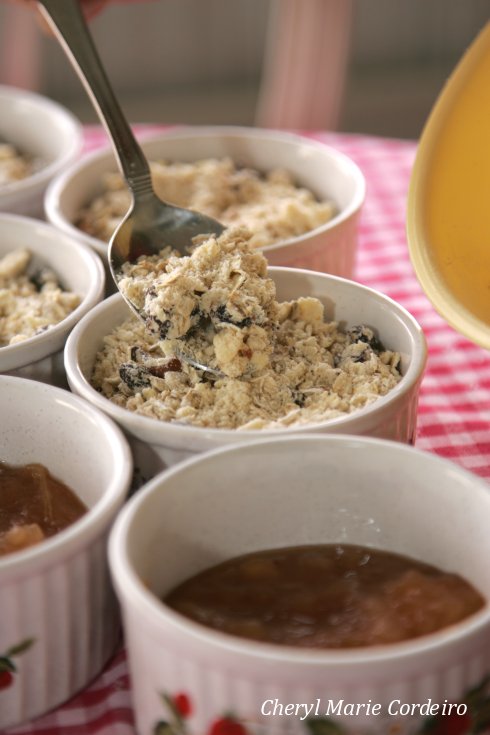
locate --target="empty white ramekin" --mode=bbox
[0,376,132,729]
[109,434,490,735]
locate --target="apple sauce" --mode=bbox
[0,461,87,556]
[164,544,485,648]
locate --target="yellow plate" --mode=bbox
[407,22,490,348]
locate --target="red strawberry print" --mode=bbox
[0,671,13,690]
[0,639,35,692]
[430,711,472,735]
[173,692,192,718]
[208,716,249,735]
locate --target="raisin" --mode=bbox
[238,347,253,359]
[147,358,182,378]
[214,305,252,328]
[127,347,182,380]
[119,363,151,390]
[130,345,143,362]
[350,351,369,363]
[146,316,172,339]
[129,346,162,364]
[166,357,182,372]
[147,365,169,378]
[348,325,385,353]
[30,268,54,292]
[183,314,213,341]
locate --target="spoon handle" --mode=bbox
[37,0,153,197]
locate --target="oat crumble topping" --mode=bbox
[0,143,35,186]
[0,249,81,346]
[91,228,401,430]
[77,157,336,248]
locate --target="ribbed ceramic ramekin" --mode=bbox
[0,376,132,729]
[65,267,426,483]
[109,435,490,735]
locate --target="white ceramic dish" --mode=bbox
[45,126,365,277]
[0,376,132,729]
[0,85,82,217]
[109,434,490,735]
[0,213,105,386]
[64,267,426,482]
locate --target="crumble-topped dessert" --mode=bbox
[0,249,80,346]
[0,143,35,186]
[77,157,336,248]
[92,228,401,430]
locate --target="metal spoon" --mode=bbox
[37,0,225,375]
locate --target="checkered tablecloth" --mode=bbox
[5,126,490,735]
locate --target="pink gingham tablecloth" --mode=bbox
[4,126,490,735]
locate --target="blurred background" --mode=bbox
[0,0,488,139]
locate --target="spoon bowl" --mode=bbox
[109,192,224,273]
[407,21,490,348]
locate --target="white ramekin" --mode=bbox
[0,213,105,386]
[0,85,83,217]
[109,434,490,735]
[0,375,133,729]
[64,267,427,484]
[45,126,365,277]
